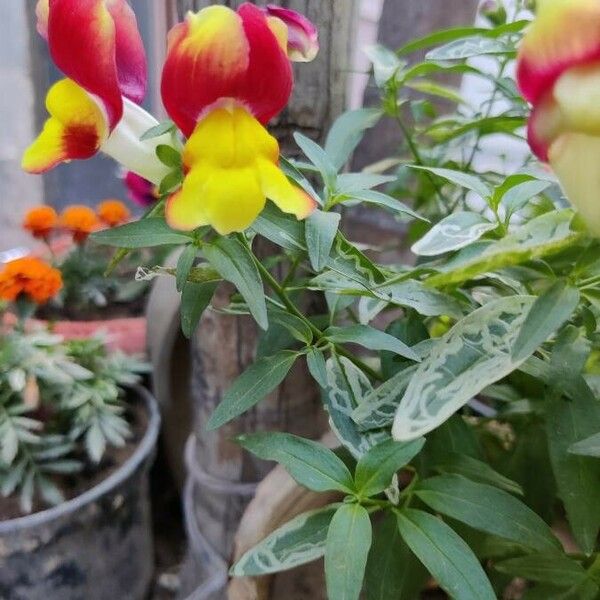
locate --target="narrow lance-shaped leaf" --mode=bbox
[202,236,268,330]
[512,281,580,362]
[396,509,496,600]
[411,212,496,257]
[393,296,536,441]
[326,324,420,362]
[569,433,600,458]
[237,432,354,493]
[495,554,588,588]
[355,438,425,497]
[180,281,218,339]
[414,475,561,554]
[294,132,338,190]
[365,513,429,600]
[91,217,193,248]
[325,503,372,600]
[231,505,339,576]
[306,210,341,272]
[207,351,299,430]
[408,166,492,198]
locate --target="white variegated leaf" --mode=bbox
[230,506,338,576]
[325,357,388,458]
[393,296,536,441]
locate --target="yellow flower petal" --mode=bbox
[257,158,316,219]
[549,132,600,234]
[169,103,315,233]
[22,79,108,174]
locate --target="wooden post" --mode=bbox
[172,2,357,597]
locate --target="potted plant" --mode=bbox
[7,200,164,354]
[21,0,600,598]
[0,266,159,599]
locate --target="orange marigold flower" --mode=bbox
[23,205,58,239]
[61,205,99,243]
[0,257,62,304]
[97,199,131,227]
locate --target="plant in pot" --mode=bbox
[0,264,159,600]
[21,0,600,599]
[11,199,166,354]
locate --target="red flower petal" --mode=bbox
[161,2,292,138]
[517,0,600,104]
[47,0,146,129]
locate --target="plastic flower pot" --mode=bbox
[0,385,160,600]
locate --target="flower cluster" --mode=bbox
[517,0,600,233]
[23,1,319,235]
[0,257,63,305]
[23,201,131,245]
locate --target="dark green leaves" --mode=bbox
[325,504,372,600]
[396,509,495,600]
[207,351,299,430]
[202,236,268,330]
[306,210,341,272]
[415,475,560,553]
[180,281,217,339]
[91,218,192,248]
[155,144,182,168]
[365,514,428,600]
[237,432,354,493]
[569,433,600,458]
[495,554,588,587]
[355,438,425,497]
[512,281,580,362]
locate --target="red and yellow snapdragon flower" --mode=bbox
[517,0,600,233]
[23,0,175,185]
[23,1,319,235]
[161,3,319,234]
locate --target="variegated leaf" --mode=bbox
[393,296,536,441]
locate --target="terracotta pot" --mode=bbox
[2,313,147,355]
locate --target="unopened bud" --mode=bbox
[480,0,507,26]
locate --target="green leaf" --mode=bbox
[176,244,197,292]
[325,357,389,459]
[336,173,395,194]
[432,453,523,496]
[326,324,420,361]
[427,36,514,61]
[155,144,182,168]
[569,433,600,458]
[500,179,554,214]
[393,296,536,441]
[325,503,372,600]
[252,203,307,251]
[268,308,313,345]
[306,210,341,272]
[495,554,587,587]
[294,133,338,190]
[546,392,600,553]
[512,281,580,362]
[202,236,268,330]
[409,166,492,198]
[306,347,328,388]
[158,169,184,195]
[231,505,338,576]
[237,432,354,493]
[365,513,428,600]
[355,438,425,497]
[341,189,424,221]
[374,280,463,319]
[140,119,175,141]
[396,509,495,600]
[415,475,561,553]
[411,212,496,257]
[91,217,192,248]
[364,44,404,87]
[180,281,217,339]
[325,109,381,170]
[207,351,299,429]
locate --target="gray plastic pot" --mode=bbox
[0,385,160,600]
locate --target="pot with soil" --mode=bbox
[0,327,159,600]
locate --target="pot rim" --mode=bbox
[0,384,160,533]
